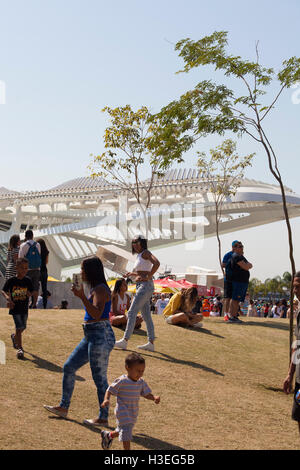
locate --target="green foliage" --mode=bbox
[154,31,300,161]
[90,105,181,209]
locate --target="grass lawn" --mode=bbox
[0,308,299,450]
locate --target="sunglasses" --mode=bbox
[234,245,243,248]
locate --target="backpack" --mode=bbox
[25,242,41,269]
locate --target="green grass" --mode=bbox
[0,308,299,450]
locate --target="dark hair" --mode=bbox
[113,278,127,296]
[60,300,68,309]
[131,235,148,254]
[8,234,20,250]
[46,290,51,297]
[36,238,49,261]
[16,257,28,266]
[25,229,34,240]
[295,271,300,278]
[125,353,145,369]
[81,256,109,289]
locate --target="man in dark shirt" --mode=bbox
[283,272,300,435]
[2,257,33,359]
[228,242,252,323]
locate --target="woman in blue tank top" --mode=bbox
[44,257,115,426]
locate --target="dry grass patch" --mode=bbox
[0,308,299,450]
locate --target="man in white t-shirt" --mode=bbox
[155,294,169,315]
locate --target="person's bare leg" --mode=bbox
[170,313,189,325]
[224,298,230,314]
[32,291,38,308]
[229,299,239,318]
[189,314,203,325]
[15,329,23,349]
[123,441,131,450]
[112,316,127,327]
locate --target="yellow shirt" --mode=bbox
[163,292,182,317]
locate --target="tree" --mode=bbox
[90,105,176,238]
[197,139,254,272]
[155,31,300,354]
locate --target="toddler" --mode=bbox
[100,352,160,450]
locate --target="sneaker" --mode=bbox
[228,316,243,323]
[224,314,229,322]
[101,430,113,450]
[43,405,68,418]
[16,348,24,360]
[137,342,155,352]
[114,338,128,350]
[11,334,17,349]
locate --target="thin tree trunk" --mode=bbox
[259,131,295,357]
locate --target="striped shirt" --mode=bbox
[108,374,151,426]
[5,247,19,280]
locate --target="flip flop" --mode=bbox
[43,405,68,419]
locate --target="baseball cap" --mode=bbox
[232,240,240,247]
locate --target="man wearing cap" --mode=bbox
[228,242,253,323]
[221,240,240,322]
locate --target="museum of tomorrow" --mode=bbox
[1,168,300,279]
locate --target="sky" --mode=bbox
[0,0,300,280]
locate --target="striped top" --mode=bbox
[108,374,151,426]
[5,247,19,280]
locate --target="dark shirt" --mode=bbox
[231,253,250,283]
[222,251,233,281]
[3,276,34,315]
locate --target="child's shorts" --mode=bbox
[116,424,134,442]
[12,314,28,330]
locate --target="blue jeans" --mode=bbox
[124,281,155,342]
[60,321,115,419]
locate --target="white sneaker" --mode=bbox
[114,338,128,350]
[137,342,155,352]
[193,322,203,328]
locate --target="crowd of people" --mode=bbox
[1,232,300,447]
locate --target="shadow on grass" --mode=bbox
[140,351,224,377]
[133,433,185,450]
[184,325,225,339]
[257,383,285,393]
[24,352,85,382]
[47,417,184,450]
[243,320,290,331]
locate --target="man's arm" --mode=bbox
[283,347,297,394]
[237,260,253,271]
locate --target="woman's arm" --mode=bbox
[141,250,160,279]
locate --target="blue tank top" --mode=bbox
[83,283,111,322]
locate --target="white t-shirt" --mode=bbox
[272,305,280,318]
[155,298,169,315]
[19,240,41,258]
[116,293,129,315]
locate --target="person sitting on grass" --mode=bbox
[109,279,143,330]
[1,257,33,360]
[162,287,203,328]
[100,352,160,450]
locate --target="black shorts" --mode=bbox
[223,279,232,299]
[292,382,300,422]
[12,313,28,331]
